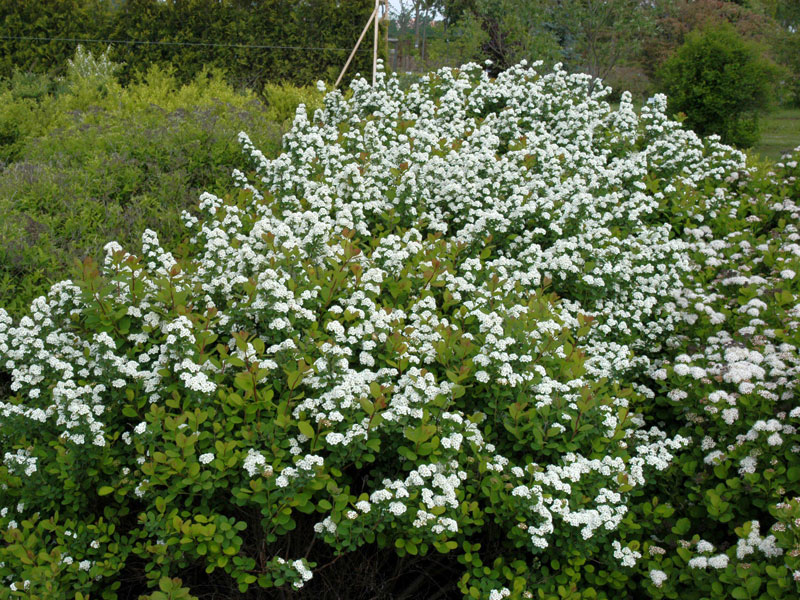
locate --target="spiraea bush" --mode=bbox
[0,62,798,599]
[638,151,800,599]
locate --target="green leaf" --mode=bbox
[298,420,315,438]
[158,576,173,592]
[672,517,690,535]
[746,576,762,596]
[234,371,253,392]
[358,396,374,415]
[731,587,748,600]
[398,446,417,461]
[286,369,304,390]
[98,486,114,496]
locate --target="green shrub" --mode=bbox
[0,0,378,93]
[0,53,289,316]
[0,0,112,80]
[657,24,779,148]
[262,82,324,125]
[774,29,800,107]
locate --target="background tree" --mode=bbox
[0,0,113,79]
[775,0,800,28]
[658,23,779,147]
[440,0,561,74]
[0,0,378,92]
[421,11,488,70]
[643,0,779,76]
[545,0,655,84]
[440,0,653,83]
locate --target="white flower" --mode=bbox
[767,433,783,446]
[649,569,667,587]
[738,456,757,475]
[243,449,267,477]
[199,453,214,465]
[688,557,707,569]
[708,554,729,569]
[612,540,641,568]
[696,540,714,553]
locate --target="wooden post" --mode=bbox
[384,0,390,72]
[373,0,380,86]
[335,4,379,89]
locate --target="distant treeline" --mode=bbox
[0,0,379,92]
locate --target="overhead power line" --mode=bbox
[0,35,370,53]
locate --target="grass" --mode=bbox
[752,108,800,161]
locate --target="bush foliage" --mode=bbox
[0,0,377,92]
[658,24,779,148]
[0,47,324,315]
[0,62,799,599]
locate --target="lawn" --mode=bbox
[752,107,800,161]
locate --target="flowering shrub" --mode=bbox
[638,151,800,599]
[0,62,797,598]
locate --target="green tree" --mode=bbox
[442,0,561,73]
[0,0,378,92]
[108,0,377,91]
[658,23,779,147]
[776,0,800,28]
[0,0,113,78]
[392,0,447,69]
[546,0,655,83]
[441,0,653,81]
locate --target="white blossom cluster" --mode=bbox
[649,568,667,587]
[736,520,784,560]
[611,540,642,568]
[686,538,730,570]
[645,148,800,579]
[0,62,755,588]
[271,556,314,590]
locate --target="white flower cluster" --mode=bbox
[272,556,313,590]
[2,449,37,477]
[736,521,783,560]
[489,587,511,600]
[611,540,641,568]
[649,569,667,587]
[243,449,267,478]
[0,61,754,584]
[687,539,730,570]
